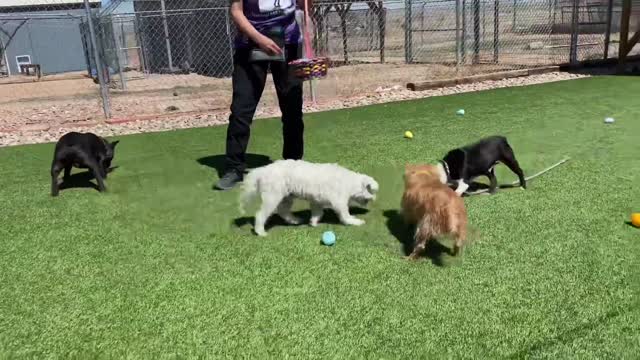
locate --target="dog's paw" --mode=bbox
[309,219,319,227]
[284,216,303,225]
[347,218,365,226]
[254,229,268,237]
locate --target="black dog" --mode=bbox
[50,132,119,196]
[438,135,526,195]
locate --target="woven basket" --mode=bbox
[289,57,329,81]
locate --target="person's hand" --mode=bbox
[255,34,283,55]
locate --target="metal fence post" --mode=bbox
[473,0,480,64]
[456,0,462,68]
[604,0,613,59]
[160,0,174,71]
[513,0,516,30]
[379,4,386,63]
[83,0,111,119]
[113,20,127,91]
[569,0,579,64]
[405,0,413,63]
[494,0,499,63]
[462,0,467,62]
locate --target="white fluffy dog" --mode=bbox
[240,160,379,236]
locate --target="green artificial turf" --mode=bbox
[1,76,639,358]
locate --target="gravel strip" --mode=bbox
[0,71,589,148]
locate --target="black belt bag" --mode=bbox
[249,26,286,62]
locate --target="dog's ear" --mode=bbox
[366,183,375,194]
[365,179,379,194]
[444,149,465,168]
[109,140,120,149]
[404,164,416,176]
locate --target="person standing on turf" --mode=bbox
[216,0,311,190]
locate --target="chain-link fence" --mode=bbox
[0,0,106,130]
[1,0,639,127]
[404,0,627,68]
[99,0,235,83]
[93,0,237,117]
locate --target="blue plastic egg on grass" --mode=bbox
[322,231,336,246]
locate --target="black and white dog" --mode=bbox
[436,136,526,195]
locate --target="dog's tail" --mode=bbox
[463,224,481,246]
[238,169,260,214]
[446,214,481,255]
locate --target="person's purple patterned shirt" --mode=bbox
[234,0,300,48]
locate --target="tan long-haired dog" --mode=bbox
[402,164,468,259]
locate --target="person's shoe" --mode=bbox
[214,170,243,191]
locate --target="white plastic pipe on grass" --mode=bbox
[466,157,571,195]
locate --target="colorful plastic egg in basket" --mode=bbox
[290,57,329,81]
[289,0,329,81]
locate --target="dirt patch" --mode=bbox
[0,70,589,147]
[0,62,520,132]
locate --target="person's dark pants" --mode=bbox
[224,44,304,174]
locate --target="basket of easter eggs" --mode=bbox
[289,57,330,81]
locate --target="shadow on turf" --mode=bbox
[234,208,369,232]
[383,210,452,267]
[565,61,640,77]
[197,153,272,177]
[507,307,627,359]
[57,166,119,193]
